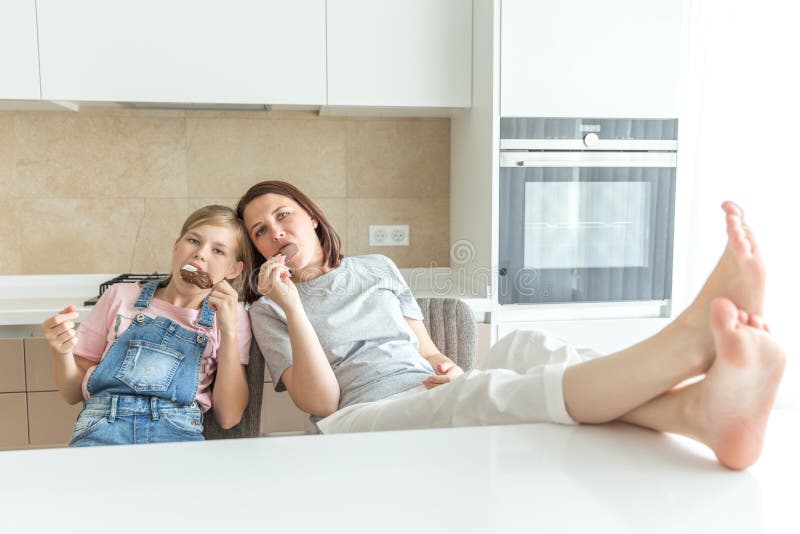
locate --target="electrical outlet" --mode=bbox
[369,225,409,246]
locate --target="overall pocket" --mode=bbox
[161,408,204,437]
[115,340,185,392]
[69,410,109,444]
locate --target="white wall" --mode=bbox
[683,0,800,406]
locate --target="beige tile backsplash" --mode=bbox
[0,114,14,198]
[0,110,450,274]
[346,119,450,199]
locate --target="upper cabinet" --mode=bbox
[501,0,683,118]
[35,0,327,105]
[0,0,40,99]
[327,0,472,107]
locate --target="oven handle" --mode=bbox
[500,139,678,151]
[500,151,677,168]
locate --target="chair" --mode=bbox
[203,339,265,440]
[203,297,476,439]
[416,297,476,372]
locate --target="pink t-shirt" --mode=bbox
[73,282,251,412]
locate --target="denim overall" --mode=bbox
[69,281,214,446]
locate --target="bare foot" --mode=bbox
[675,202,766,364]
[688,298,785,470]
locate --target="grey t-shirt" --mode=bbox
[249,254,434,420]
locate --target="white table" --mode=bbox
[2,410,798,534]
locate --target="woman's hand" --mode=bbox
[41,305,80,355]
[207,280,239,336]
[256,254,301,311]
[423,361,464,389]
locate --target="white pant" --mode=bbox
[316,330,600,434]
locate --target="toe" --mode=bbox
[749,314,765,330]
[711,297,739,333]
[721,200,744,219]
[738,309,749,325]
[727,217,752,257]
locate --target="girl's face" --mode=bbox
[242,193,324,273]
[172,223,243,291]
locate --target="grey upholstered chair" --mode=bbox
[204,297,476,439]
[416,297,477,372]
[203,339,265,440]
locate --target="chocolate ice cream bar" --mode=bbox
[180,264,214,289]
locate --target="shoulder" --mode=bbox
[98,282,140,306]
[346,254,398,273]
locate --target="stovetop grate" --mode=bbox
[84,273,169,306]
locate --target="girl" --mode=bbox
[41,205,253,446]
[238,180,785,471]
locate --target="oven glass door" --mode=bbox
[499,165,675,305]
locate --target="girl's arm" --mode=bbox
[41,305,91,404]
[405,317,464,389]
[208,282,249,429]
[257,257,340,418]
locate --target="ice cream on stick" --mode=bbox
[179,264,214,289]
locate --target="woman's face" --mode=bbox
[242,193,323,273]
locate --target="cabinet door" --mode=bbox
[24,338,57,392]
[260,386,315,435]
[0,393,28,448]
[36,0,326,105]
[475,323,493,368]
[501,0,682,118]
[0,0,40,99]
[27,392,82,446]
[0,339,26,392]
[327,0,472,107]
[497,318,670,356]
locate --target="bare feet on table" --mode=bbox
[688,297,785,470]
[676,201,766,365]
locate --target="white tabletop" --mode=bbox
[2,410,798,534]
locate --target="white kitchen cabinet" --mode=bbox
[327,0,472,107]
[36,0,326,105]
[0,0,40,99]
[496,318,670,356]
[500,0,683,118]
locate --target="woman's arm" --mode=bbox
[257,257,340,418]
[280,301,340,417]
[405,318,464,389]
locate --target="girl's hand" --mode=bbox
[256,254,300,311]
[41,305,80,355]
[422,361,464,389]
[207,280,239,336]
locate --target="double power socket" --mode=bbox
[369,225,409,246]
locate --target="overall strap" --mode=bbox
[196,294,216,328]
[133,281,160,309]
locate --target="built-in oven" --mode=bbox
[498,117,677,306]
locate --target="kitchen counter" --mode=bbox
[0,272,492,333]
[1,410,797,533]
[0,274,115,335]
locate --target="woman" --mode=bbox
[237,181,785,470]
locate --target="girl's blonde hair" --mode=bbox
[171,205,253,299]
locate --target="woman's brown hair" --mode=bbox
[236,180,343,302]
